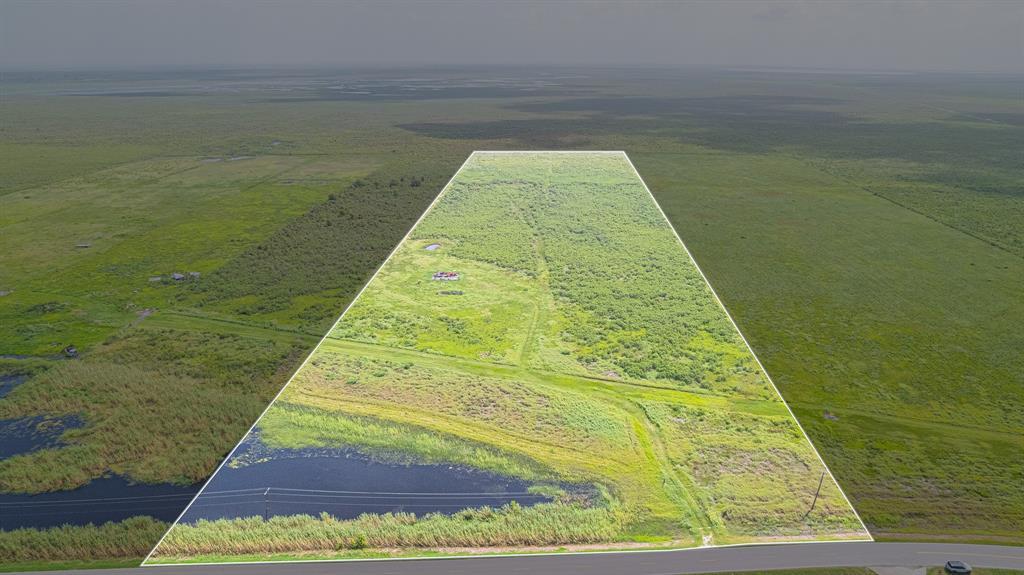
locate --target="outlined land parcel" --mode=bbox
[147,151,869,563]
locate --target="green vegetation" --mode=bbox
[151,152,865,562]
[1,76,469,567]
[2,68,1021,567]
[154,503,622,558]
[0,559,141,573]
[0,328,307,491]
[0,123,461,492]
[391,75,1024,543]
[191,159,452,330]
[255,403,551,481]
[0,516,167,565]
[630,150,1024,542]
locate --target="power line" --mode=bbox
[0,493,195,507]
[269,486,544,496]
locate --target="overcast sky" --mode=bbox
[2,0,1021,73]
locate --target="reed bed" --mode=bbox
[155,502,621,558]
[0,516,167,562]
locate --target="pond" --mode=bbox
[0,475,198,530]
[179,437,552,523]
[0,409,198,529]
[0,414,83,459]
[0,374,28,398]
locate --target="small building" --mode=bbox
[62,345,79,358]
[432,271,460,281]
[148,276,163,283]
[425,243,441,251]
[171,273,185,281]
[188,271,201,278]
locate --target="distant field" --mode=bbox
[148,152,866,562]
[1,68,1021,568]
[0,144,464,494]
[631,149,1024,542]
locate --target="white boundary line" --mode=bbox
[141,152,479,565]
[618,150,873,540]
[143,149,870,567]
[145,538,877,569]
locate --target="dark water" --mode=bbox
[0,405,198,529]
[180,438,551,523]
[0,374,28,398]
[0,414,83,458]
[0,476,198,529]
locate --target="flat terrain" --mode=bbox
[149,152,865,562]
[0,68,1021,568]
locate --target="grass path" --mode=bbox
[319,338,786,418]
[513,174,552,368]
[142,310,321,344]
[515,234,549,367]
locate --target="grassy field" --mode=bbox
[149,152,866,562]
[389,73,1024,543]
[631,149,1024,542]
[0,143,461,493]
[0,74,470,566]
[1,68,1021,567]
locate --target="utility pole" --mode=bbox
[263,487,270,521]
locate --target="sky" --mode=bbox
[2,0,1022,73]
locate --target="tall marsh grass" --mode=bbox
[0,516,167,562]
[258,402,552,481]
[155,502,621,558]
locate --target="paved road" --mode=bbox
[17,543,1024,575]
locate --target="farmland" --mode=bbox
[1,68,1022,568]
[149,152,866,562]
